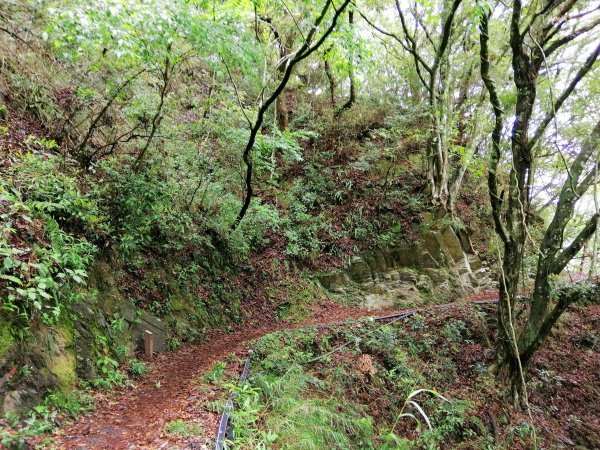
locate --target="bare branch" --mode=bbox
[394,0,434,81]
[529,40,600,150]
[77,68,146,165]
[543,16,600,57]
[428,0,462,99]
[480,8,509,243]
[221,57,252,128]
[553,213,599,273]
[355,8,430,90]
[280,0,307,43]
[521,0,569,41]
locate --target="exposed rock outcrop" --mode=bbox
[0,261,175,416]
[319,227,496,308]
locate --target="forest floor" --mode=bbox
[30,293,600,449]
[48,300,403,450]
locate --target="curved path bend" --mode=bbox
[52,294,497,449]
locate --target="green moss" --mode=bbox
[170,292,196,315]
[0,321,14,359]
[49,350,76,389]
[274,277,324,322]
[55,324,74,348]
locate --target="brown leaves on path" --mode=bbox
[51,301,392,449]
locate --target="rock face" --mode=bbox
[318,227,496,308]
[0,261,175,416]
[93,262,172,356]
[134,310,169,353]
[0,325,75,415]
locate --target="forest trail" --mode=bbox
[52,301,417,449]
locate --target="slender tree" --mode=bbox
[231,0,352,229]
[360,0,483,216]
[479,0,600,403]
[334,9,357,118]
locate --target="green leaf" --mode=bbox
[408,401,432,430]
[406,388,449,402]
[37,289,52,299]
[0,274,23,285]
[4,257,17,269]
[72,274,84,284]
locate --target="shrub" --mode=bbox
[1,154,100,329]
[200,361,226,384]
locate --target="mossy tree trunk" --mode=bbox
[479,0,600,404]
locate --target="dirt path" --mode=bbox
[52,302,403,449]
[51,293,502,449]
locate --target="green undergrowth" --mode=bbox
[0,389,93,449]
[1,151,100,331]
[224,307,503,449]
[0,90,432,427]
[215,304,600,449]
[164,419,203,438]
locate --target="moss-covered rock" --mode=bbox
[48,350,76,390]
[0,321,13,361]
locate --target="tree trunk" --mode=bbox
[275,94,288,131]
[590,149,599,278]
[479,0,600,407]
[426,122,449,209]
[323,52,336,107]
[494,7,537,388]
[495,342,527,406]
[496,230,529,403]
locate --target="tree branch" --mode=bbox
[221,57,252,128]
[356,8,430,89]
[543,16,600,57]
[231,0,351,229]
[77,68,146,166]
[280,0,307,44]
[394,0,434,94]
[428,0,462,100]
[480,8,509,243]
[529,40,600,150]
[133,50,172,172]
[334,10,356,117]
[520,0,567,41]
[553,213,600,273]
